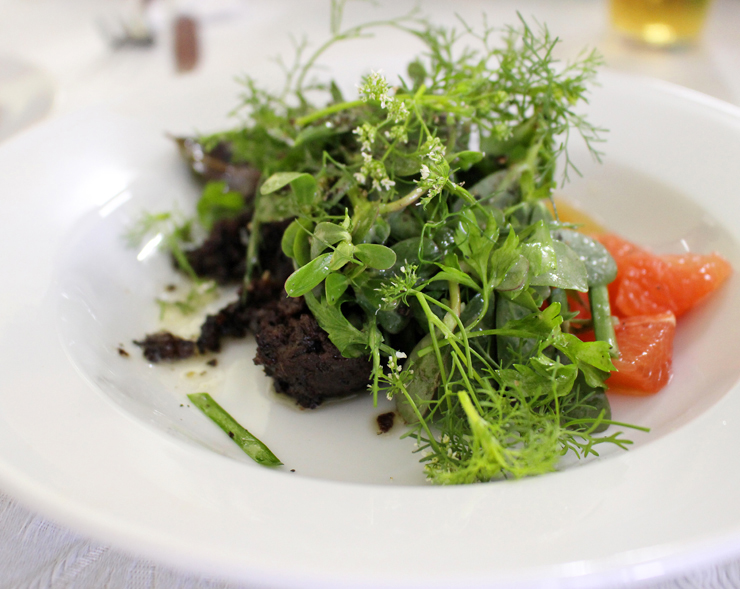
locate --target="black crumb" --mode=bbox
[117,347,129,357]
[133,331,196,362]
[206,358,218,367]
[166,284,177,292]
[377,412,395,434]
[290,469,295,472]
[228,431,235,439]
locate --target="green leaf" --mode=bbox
[329,241,356,271]
[285,252,333,296]
[197,181,244,231]
[520,220,557,277]
[379,236,441,280]
[448,150,484,171]
[555,333,615,388]
[427,265,481,291]
[260,172,318,207]
[304,292,368,357]
[498,356,577,400]
[281,219,302,258]
[254,192,297,223]
[386,152,423,177]
[388,209,422,240]
[351,200,380,243]
[530,240,588,292]
[354,243,396,270]
[557,229,617,287]
[294,124,335,146]
[290,174,320,208]
[311,221,352,258]
[489,231,522,287]
[497,301,563,338]
[325,272,349,305]
[292,219,314,266]
[260,172,305,194]
[496,255,529,292]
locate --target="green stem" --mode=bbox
[241,218,261,304]
[378,186,426,214]
[589,284,619,358]
[414,292,473,378]
[448,280,461,318]
[295,99,365,127]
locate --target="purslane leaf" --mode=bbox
[285,252,333,296]
[354,243,397,270]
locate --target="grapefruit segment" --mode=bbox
[608,312,676,395]
[595,234,732,318]
[615,252,731,318]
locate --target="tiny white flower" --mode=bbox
[420,165,430,180]
[354,172,366,184]
[395,351,407,359]
[362,152,373,164]
[380,177,396,191]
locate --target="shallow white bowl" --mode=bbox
[1,70,740,588]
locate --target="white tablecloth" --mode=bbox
[2,0,740,587]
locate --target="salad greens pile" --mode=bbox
[165,2,646,484]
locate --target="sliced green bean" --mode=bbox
[188,393,282,466]
[589,285,619,358]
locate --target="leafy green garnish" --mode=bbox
[196,181,244,231]
[169,2,647,484]
[156,281,218,319]
[125,210,198,281]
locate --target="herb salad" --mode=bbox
[132,3,649,484]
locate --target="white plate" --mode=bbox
[2,71,740,588]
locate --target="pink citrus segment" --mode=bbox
[608,312,676,395]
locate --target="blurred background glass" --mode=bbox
[610,0,713,47]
